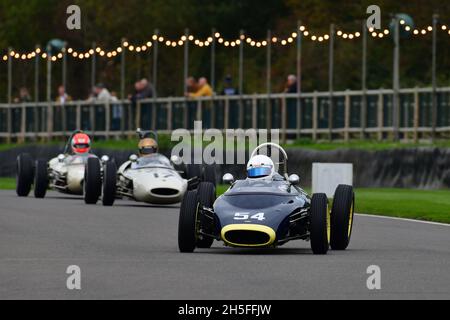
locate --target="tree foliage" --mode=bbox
[0,0,449,100]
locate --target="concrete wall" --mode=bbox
[1,145,449,189]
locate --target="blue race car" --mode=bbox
[178,143,355,255]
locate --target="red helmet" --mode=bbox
[71,133,91,154]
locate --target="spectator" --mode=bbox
[185,77,198,95]
[283,75,298,94]
[189,77,213,97]
[90,83,112,102]
[14,87,32,103]
[110,91,122,131]
[140,78,154,98]
[55,85,72,105]
[221,75,238,96]
[130,78,154,104]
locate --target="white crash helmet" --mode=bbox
[247,155,275,179]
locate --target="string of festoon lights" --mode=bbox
[2,21,449,63]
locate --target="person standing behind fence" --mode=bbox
[221,75,238,96]
[14,87,32,103]
[55,85,72,105]
[283,75,298,94]
[185,77,198,95]
[90,83,112,102]
[188,77,213,97]
[130,78,154,103]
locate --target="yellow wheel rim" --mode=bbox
[326,203,331,243]
[348,201,354,237]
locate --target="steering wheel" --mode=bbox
[250,143,288,177]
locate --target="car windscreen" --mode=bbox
[131,155,172,169]
[65,154,92,165]
[226,179,299,196]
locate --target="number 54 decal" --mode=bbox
[234,212,266,221]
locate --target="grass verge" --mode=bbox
[0,178,16,190]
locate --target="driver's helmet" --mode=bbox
[71,133,91,155]
[139,138,158,157]
[247,155,275,178]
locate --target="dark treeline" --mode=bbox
[0,0,449,101]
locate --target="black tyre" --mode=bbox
[330,184,355,250]
[16,154,34,197]
[310,193,330,255]
[202,165,217,187]
[84,158,101,205]
[178,190,199,253]
[196,182,216,249]
[186,164,202,179]
[102,161,117,206]
[34,160,48,199]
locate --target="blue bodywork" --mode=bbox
[212,175,311,245]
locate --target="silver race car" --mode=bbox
[16,131,104,199]
[83,129,216,206]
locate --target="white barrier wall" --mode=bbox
[312,163,353,198]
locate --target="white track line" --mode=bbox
[356,213,450,227]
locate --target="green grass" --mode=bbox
[217,185,450,224]
[353,188,450,224]
[0,178,16,190]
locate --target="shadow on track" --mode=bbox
[114,203,180,209]
[193,247,314,255]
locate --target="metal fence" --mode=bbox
[1,86,450,143]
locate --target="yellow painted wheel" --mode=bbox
[330,185,355,250]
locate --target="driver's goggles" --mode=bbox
[247,166,272,178]
[73,144,90,149]
[140,147,157,154]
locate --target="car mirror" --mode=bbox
[101,155,110,163]
[129,154,138,162]
[288,174,300,186]
[223,173,235,185]
[57,154,65,163]
[170,155,182,166]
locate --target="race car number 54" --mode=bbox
[234,212,266,221]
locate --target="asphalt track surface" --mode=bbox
[0,190,449,300]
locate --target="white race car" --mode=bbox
[16,131,106,199]
[83,130,216,206]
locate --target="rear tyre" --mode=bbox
[16,154,34,197]
[330,184,355,250]
[34,160,48,199]
[102,161,117,206]
[203,165,217,187]
[178,190,199,253]
[310,193,329,255]
[196,182,216,248]
[84,158,101,205]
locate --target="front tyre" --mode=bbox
[310,193,330,255]
[84,158,101,205]
[34,160,48,198]
[102,161,117,206]
[16,154,34,197]
[196,182,215,249]
[202,165,216,187]
[178,190,199,253]
[330,184,355,250]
